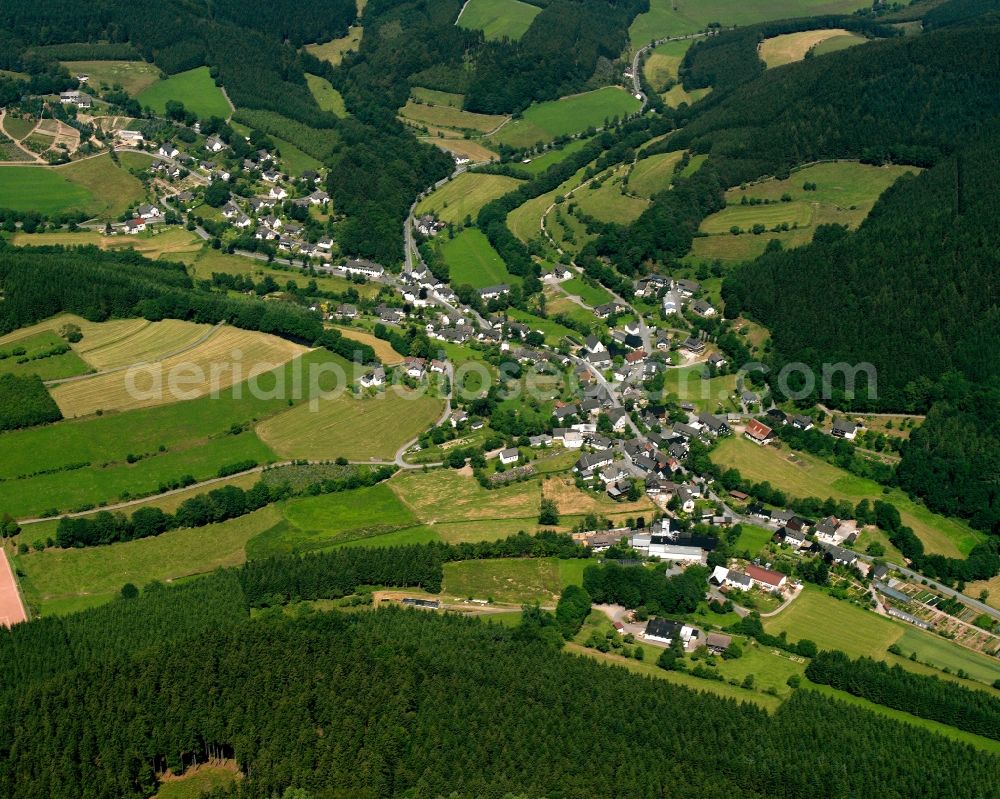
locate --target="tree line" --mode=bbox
[806,649,1000,740]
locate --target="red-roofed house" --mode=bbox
[746,564,787,591]
[744,419,774,445]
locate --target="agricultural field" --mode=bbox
[0,349,345,518]
[643,39,693,90]
[332,326,404,364]
[305,25,364,65]
[61,60,161,95]
[305,74,348,116]
[50,326,309,417]
[571,165,649,225]
[436,227,520,288]
[710,436,983,557]
[661,82,710,109]
[13,227,202,260]
[136,67,231,119]
[456,0,542,41]
[15,505,284,616]
[628,0,870,48]
[508,164,588,242]
[628,150,684,197]
[400,100,508,134]
[0,152,150,218]
[693,162,918,260]
[0,330,91,381]
[415,171,523,224]
[758,29,854,68]
[442,557,565,604]
[245,483,435,558]
[390,468,540,524]
[71,319,214,371]
[490,87,641,148]
[893,627,1000,686]
[541,473,654,517]
[257,388,443,461]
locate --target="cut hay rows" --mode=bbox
[78,319,215,371]
[758,29,852,68]
[51,327,309,417]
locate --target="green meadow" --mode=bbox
[491,87,641,148]
[416,171,523,224]
[137,67,231,118]
[456,0,542,41]
[438,227,520,288]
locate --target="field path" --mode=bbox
[43,321,226,386]
[0,547,28,627]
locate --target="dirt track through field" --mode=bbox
[0,549,27,627]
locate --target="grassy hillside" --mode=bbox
[456,0,542,41]
[137,67,231,118]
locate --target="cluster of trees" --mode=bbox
[2,604,999,799]
[0,374,62,432]
[53,465,397,548]
[805,650,1000,740]
[897,377,1000,534]
[582,561,707,616]
[729,613,818,658]
[554,583,592,639]
[774,424,894,484]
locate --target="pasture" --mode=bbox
[894,628,1000,686]
[508,164,588,242]
[3,114,36,139]
[442,557,564,604]
[421,136,499,163]
[456,0,542,41]
[659,365,737,411]
[491,87,640,148]
[61,60,161,95]
[628,0,871,48]
[137,67,231,119]
[643,39,692,91]
[758,29,853,68]
[412,87,464,108]
[257,389,443,461]
[390,468,540,524]
[513,137,588,176]
[628,150,684,197]
[305,74,348,116]
[0,330,90,381]
[710,436,982,557]
[305,25,364,65]
[400,100,508,134]
[732,523,774,555]
[437,227,519,288]
[811,32,867,56]
[700,201,814,234]
[16,505,284,615]
[663,83,711,108]
[506,309,578,347]
[245,483,431,558]
[0,153,150,217]
[51,326,309,417]
[415,171,523,224]
[560,277,612,307]
[571,166,650,225]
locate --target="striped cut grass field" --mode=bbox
[628,150,684,198]
[51,327,310,417]
[332,326,404,364]
[74,319,215,371]
[438,227,519,288]
[400,101,508,133]
[257,389,443,461]
[456,0,542,41]
[572,165,649,225]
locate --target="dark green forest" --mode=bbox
[2,591,999,799]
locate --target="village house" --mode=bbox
[744,419,775,445]
[158,142,180,158]
[345,259,386,279]
[479,284,510,300]
[124,218,146,234]
[403,357,426,379]
[746,564,788,592]
[832,418,859,439]
[644,618,696,647]
[690,299,716,318]
[359,367,386,388]
[334,304,358,319]
[205,135,226,153]
[499,448,520,466]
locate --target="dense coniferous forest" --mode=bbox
[1,606,998,799]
